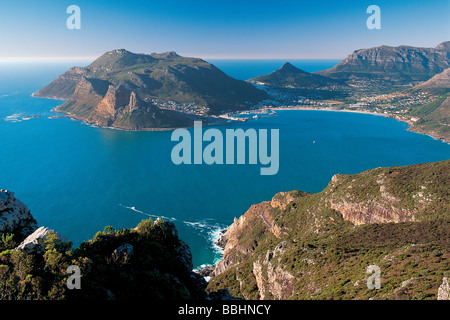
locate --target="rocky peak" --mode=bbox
[0,189,37,237]
[436,41,450,52]
[279,62,299,72]
[127,91,145,113]
[152,51,180,59]
[108,49,132,55]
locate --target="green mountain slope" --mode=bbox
[33,49,268,129]
[207,160,450,300]
[406,68,450,141]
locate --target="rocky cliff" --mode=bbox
[207,160,450,300]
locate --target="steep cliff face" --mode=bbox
[55,80,193,130]
[207,160,450,300]
[252,241,295,300]
[0,190,37,237]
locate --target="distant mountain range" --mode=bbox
[34,43,450,131]
[315,41,450,83]
[34,49,268,129]
[248,62,347,89]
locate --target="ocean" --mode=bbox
[1,59,449,268]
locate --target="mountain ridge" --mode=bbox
[315,41,450,83]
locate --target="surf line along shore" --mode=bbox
[170,120,279,176]
[177,303,272,317]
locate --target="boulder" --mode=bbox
[15,226,67,254]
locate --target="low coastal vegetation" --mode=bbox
[0,218,206,300]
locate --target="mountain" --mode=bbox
[207,160,450,300]
[316,42,450,83]
[413,68,450,90]
[248,62,346,89]
[34,49,268,129]
[406,68,450,142]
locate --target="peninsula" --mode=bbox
[34,49,268,130]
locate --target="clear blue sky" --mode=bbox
[0,0,448,60]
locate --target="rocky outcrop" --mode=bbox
[329,199,416,225]
[14,226,68,254]
[252,241,294,299]
[86,84,144,126]
[0,189,37,237]
[270,190,307,210]
[325,167,443,225]
[437,277,450,300]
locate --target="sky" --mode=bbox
[0,0,448,60]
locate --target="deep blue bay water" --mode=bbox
[1,60,449,268]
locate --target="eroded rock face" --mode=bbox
[329,200,416,225]
[253,241,294,300]
[213,201,272,277]
[326,172,425,225]
[0,190,37,237]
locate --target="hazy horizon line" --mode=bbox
[0,55,345,62]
